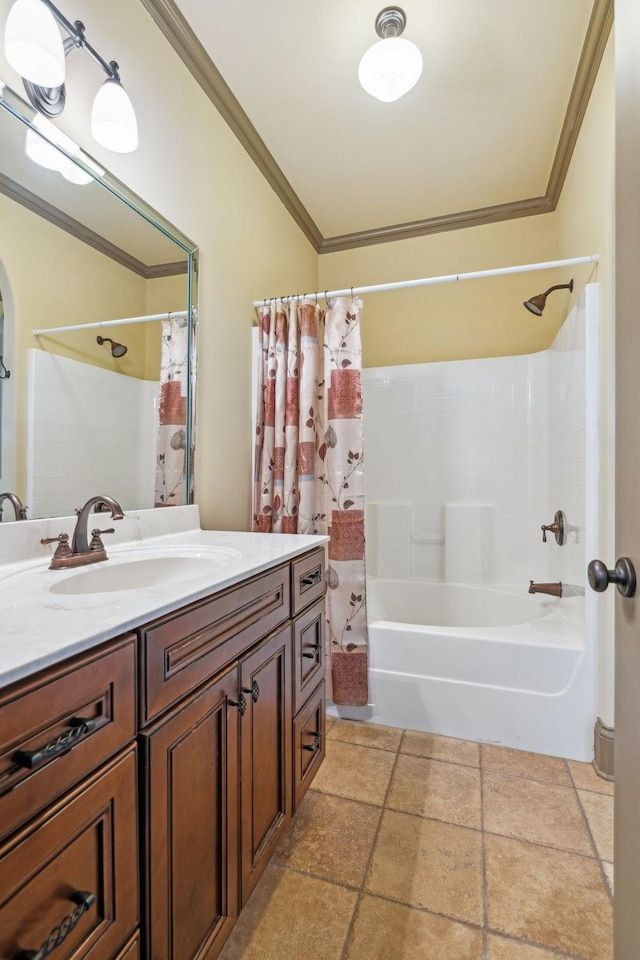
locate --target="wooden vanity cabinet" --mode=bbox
[140,665,240,960]
[0,640,139,960]
[0,546,327,960]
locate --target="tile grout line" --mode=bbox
[337,728,404,960]
[479,746,489,960]
[569,766,614,905]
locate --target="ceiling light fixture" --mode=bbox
[523,280,574,316]
[3,0,138,153]
[358,7,423,103]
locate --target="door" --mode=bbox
[239,625,292,906]
[614,1,640,954]
[141,665,239,960]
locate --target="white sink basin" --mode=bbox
[50,548,240,595]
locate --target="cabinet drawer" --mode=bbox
[291,549,325,616]
[292,680,326,811]
[292,600,326,714]
[0,636,136,840]
[0,747,138,960]
[140,564,290,725]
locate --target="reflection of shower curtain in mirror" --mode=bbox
[253,298,368,706]
[155,318,189,506]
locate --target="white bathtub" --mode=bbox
[357,579,596,761]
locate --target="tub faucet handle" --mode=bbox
[540,510,566,546]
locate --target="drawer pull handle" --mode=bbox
[300,569,322,588]
[303,732,322,753]
[302,644,323,660]
[242,681,260,703]
[14,889,96,960]
[13,717,97,770]
[229,693,247,716]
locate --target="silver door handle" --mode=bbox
[587,557,637,598]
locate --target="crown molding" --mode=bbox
[545,0,613,206]
[0,173,187,278]
[138,0,323,252]
[140,0,612,253]
[318,197,554,254]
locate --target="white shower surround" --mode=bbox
[26,349,159,519]
[332,285,599,760]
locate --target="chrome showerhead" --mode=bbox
[523,279,574,316]
[97,335,127,357]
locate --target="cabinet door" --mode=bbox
[239,626,292,905]
[0,747,138,960]
[141,666,239,960]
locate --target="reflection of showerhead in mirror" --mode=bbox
[96,335,127,357]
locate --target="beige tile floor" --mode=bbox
[219,719,614,960]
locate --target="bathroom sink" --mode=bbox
[49,549,239,595]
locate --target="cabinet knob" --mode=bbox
[242,681,260,703]
[303,732,322,753]
[303,643,323,660]
[301,569,322,588]
[229,693,247,716]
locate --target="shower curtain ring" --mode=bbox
[351,287,354,299]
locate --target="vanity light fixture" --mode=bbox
[3,0,138,153]
[358,7,423,103]
[523,280,574,316]
[25,114,103,185]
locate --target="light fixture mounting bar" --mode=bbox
[375,7,407,39]
[40,0,119,80]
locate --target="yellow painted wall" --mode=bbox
[0,0,318,531]
[319,215,568,367]
[143,273,189,380]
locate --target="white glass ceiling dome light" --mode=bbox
[91,75,138,153]
[358,7,423,103]
[4,0,65,87]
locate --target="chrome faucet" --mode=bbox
[41,495,124,570]
[529,581,563,598]
[0,492,28,521]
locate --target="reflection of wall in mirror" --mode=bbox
[0,192,186,503]
[0,291,4,491]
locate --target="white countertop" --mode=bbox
[0,505,328,689]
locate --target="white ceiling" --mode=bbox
[173,0,594,240]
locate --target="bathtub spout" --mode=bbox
[529,581,563,598]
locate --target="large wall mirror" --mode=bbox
[0,81,198,520]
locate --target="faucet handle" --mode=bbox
[90,528,115,552]
[41,533,73,562]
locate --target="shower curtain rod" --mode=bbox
[252,255,599,307]
[33,310,189,337]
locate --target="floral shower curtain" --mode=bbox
[254,298,368,706]
[155,317,191,506]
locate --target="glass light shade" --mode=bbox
[358,37,423,102]
[61,163,93,185]
[4,0,65,87]
[91,78,138,153]
[25,124,69,171]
